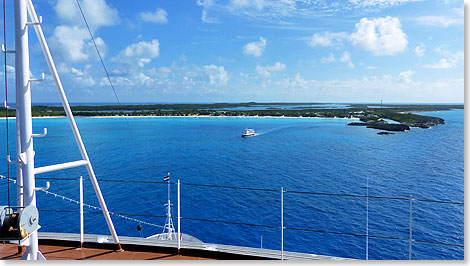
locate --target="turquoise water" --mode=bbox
[0,109,464,259]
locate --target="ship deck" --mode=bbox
[0,232,350,260]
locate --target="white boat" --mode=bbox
[242,129,256,137]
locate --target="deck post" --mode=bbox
[80,176,84,248]
[281,187,284,260]
[409,196,413,260]
[177,179,181,253]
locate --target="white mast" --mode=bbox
[13,0,41,259]
[7,0,123,259]
[162,172,175,239]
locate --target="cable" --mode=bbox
[73,0,143,159]
[2,0,10,211]
[31,176,465,205]
[1,175,463,249]
[37,208,466,249]
[40,189,164,229]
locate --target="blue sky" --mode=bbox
[1,0,464,103]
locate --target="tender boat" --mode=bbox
[242,129,256,137]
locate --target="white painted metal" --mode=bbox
[366,176,369,260]
[1,44,15,53]
[161,173,175,239]
[80,176,84,247]
[14,0,38,259]
[34,160,88,175]
[34,181,49,191]
[28,72,44,82]
[31,128,47,138]
[25,15,41,25]
[409,197,412,260]
[177,179,181,251]
[25,0,121,247]
[281,187,284,260]
[16,95,23,208]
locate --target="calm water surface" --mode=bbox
[0,109,464,259]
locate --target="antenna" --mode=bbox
[161,172,176,240]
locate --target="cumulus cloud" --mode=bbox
[340,51,355,68]
[112,39,160,68]
[264,71,462,103]
[423,51,463,69]
[350,16,407,56]
[321,53,336,63]
[70,64,96,86]
[309,32,348,47]
[138,8,168,24]
[256,62,286,78]
[414,43,425,57]
[398,70,415,83]
[50,26,107,62]
[243,37,267,57]
[203,65,229,85]
[414,16,462,27]
[54,0,119,29]
[50,0,117,63]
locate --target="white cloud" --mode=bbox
[138,8,168,24]
[349,0,420,8]
[414,43,425,57]
[350,16,407,56]
[70,64,96,86]
[50,26,107,62]
[230,0,266,10]
[203,65,229,85]
[51,0,116,63]
[340,51,355,68]
[264,72,462,103]
[414,16,462,27]
[54,0,119,29]
[398,70,414,83]
[309,32,348,47]
[321,53,336,63]
[423,54,463,69]
[6,65,14,73]
[256,62,286,78]
[243,37,267,57]
[112,39,160,68]
[196,0,220,23]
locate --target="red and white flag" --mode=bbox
[163,172,170,181]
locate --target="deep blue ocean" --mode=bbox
[0,109,464,260]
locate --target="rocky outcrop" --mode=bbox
[377,131,395,135]
[347,122,410,131]
[366,123,410,131]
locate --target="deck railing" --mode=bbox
[1,175,464,260]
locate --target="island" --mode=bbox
[0,102,462,134]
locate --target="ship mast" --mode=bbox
[6,0,123,259]
[162,172,175,239]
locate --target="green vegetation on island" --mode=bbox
[0,103,462,133]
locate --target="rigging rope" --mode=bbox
[0,175,163,228]
[73,0,145,163]
[2,0,10,211]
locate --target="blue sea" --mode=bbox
[0,109,464,260]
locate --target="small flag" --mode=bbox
[164,172,170,181]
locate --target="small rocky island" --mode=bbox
[347,111,446,133]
